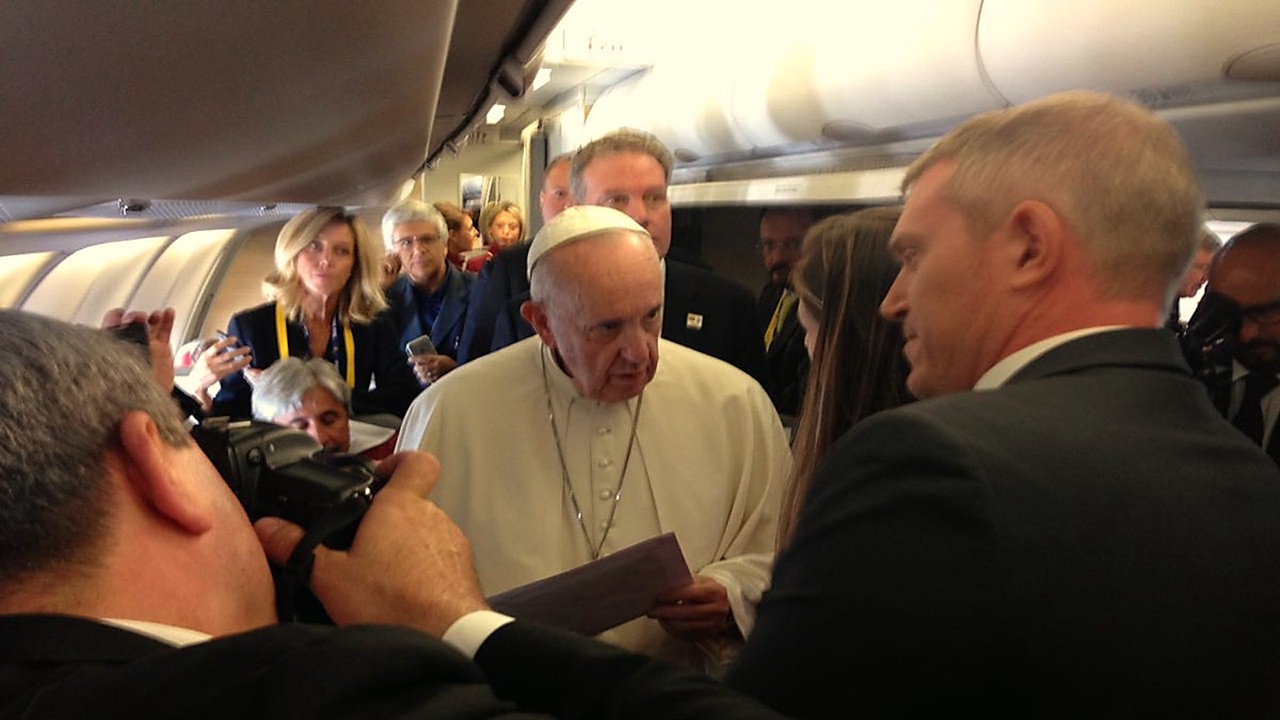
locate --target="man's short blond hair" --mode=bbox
[903,91,1204,303]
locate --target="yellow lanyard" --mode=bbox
[275,303,356,388]
[764,290,797,350]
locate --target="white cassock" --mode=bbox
[398,337,790,670]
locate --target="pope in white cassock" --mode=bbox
[397,205,790,671]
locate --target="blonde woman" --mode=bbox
[479,200,525,252]
[211,206,419,419]
[462,200,524,273]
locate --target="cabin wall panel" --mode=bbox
[419,140,526,229]
[200,223,284,339]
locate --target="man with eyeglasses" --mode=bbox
[382,199,474,386]
[1203,222,1280,461]
[756,207,815,418]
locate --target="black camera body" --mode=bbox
[192,417,379,548]
[191,418,381,622]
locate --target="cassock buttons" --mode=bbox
[598,457,614,468]
[596,426,611,435]
[598,489,613,500]
[599,520,611,531]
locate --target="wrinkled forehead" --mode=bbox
[393,219,441,239]
[581,151,665,184]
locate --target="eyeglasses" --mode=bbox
[395,234,442,250]
[1241,298,1280,325]
[758,239,802,254]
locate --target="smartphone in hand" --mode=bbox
[406,335,436,357]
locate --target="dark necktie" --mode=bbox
[1233,372,1278,446]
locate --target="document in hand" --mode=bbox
[487,532,692,635]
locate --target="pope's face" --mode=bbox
[537,234,663,403]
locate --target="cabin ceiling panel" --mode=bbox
[979,0,1280,102]
[0,2,456,205]
[0,1,572,209]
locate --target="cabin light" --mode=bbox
[486,104,507,124]
[532,67,553,92]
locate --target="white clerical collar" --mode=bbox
[973,326,1128,391]
[100,618,212,647]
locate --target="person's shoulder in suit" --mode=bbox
[665,259,766,381]
[458,244,531,364]
[666,259,751,300]
[0,615,524,720]
[757,281,784,327]
[666,244,713,272]
[475,620,791,720]
[227,301,277,333]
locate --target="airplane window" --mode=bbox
[0,251,57,309]
[132,229,239,351]
[22,236,170,325]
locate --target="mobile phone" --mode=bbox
[214,330,242,352]
[406,334,436,356]
[109,320,149,348]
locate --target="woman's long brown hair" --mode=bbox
[777,206,913,549]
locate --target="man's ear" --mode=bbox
[117,411,213,536]
[520,300,557,349]
[1002,200,1066,291]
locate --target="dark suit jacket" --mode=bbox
[474,621,787,719]
[0,615,786,720]
[725,329,1280,718]
[758,282,808,418]
[384,266,474,360]
[471,256,768,384]
[663,260,766,383]
[458,244,531,363]
[211,301,420,419]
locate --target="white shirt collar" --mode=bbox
[973,326,1128,391]
[100,618,212,647]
